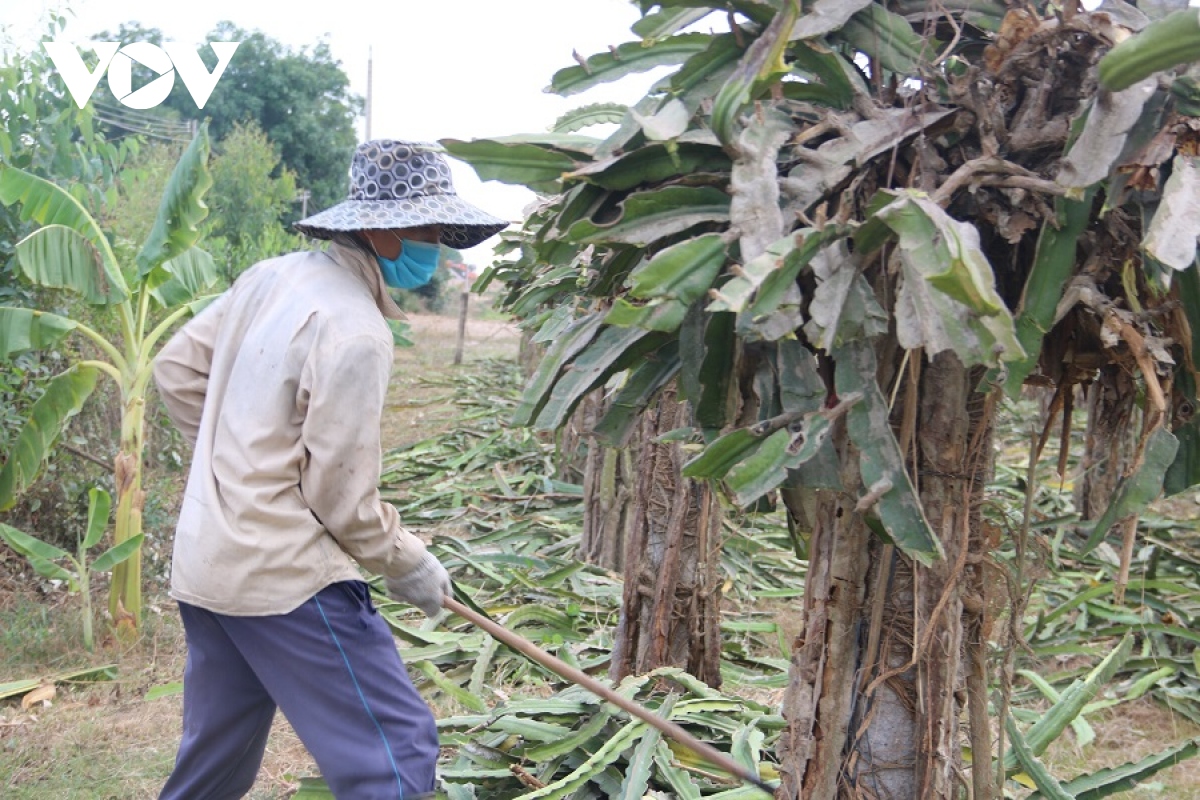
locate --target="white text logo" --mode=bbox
[43,41,241,110]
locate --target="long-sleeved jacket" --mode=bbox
[153,241,427,615]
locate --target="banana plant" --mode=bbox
[0,123,216,635]
[0,488,142,650]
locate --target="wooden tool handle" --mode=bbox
[442,595,773,796]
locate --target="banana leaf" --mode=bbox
[0,307,78,358]
[82,487,111,550]
[0,365,99,511]
[14,224,120,306]
[0,522,74,582]
[147,246,219,308]
[0,167,126,303]
[136,123,212,277]
[91,534,146,574]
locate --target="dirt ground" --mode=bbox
[0,310,521,800]
[380,310,521,452]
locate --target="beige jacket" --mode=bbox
[153,242,427,615]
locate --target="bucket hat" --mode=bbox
[293,140,509,250]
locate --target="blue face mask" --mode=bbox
[376,239,441,289]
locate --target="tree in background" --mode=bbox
[1,15,134,293]
[204,120,301,283]
[103,140,184,249]
[93,21,360,215]
[181,22,359,213]
[104,131,299,285]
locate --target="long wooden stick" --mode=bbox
[442,596,773,796]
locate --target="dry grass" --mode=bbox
[0,586,317,799]
[1035,698,1200,798]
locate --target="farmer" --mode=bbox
[153,140,508,799]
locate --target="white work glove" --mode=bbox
[385,551,452,618]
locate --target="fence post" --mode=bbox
[453,280,469,366]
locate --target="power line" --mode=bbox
[92,105,193,133]
[92,100,193,130]
[92,114,191,142]
[92,113,189,137]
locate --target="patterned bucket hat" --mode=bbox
[293,140,509,250]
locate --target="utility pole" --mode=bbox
[365,46,373,141]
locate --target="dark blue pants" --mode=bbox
[160,581,438,799]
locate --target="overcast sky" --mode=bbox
[1,0,670,260]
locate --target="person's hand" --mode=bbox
[385,552,451,617]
